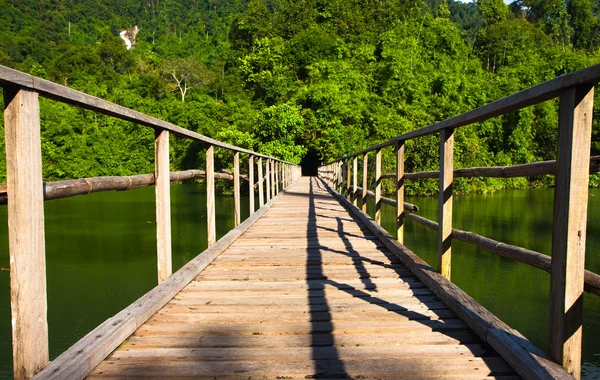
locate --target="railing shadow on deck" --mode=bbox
[304,177,497,377]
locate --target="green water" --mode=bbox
[363,188,600,379]
[0,184,599,378]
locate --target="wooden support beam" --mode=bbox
[438,128,454,280]
[271,160,276,199]
[4,87,49,380]
[375,148,382,224]
[258,158,264,207]
[362,154,368,213]
[265,159,271,203]
[352,156,358,206]
[396,141,405,244]
[275,161,280,194]
[206,145,216,247]
[549,84,594,379]
[346,159,351,201]
[282,163,286,188]
[155,129,172,284]
[249,155,255,215]
[233,152,240,227]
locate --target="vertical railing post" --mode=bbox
[362,154,368,213]
[4,87,49,379]
[549,85,594,380]
[275,161,280,194]
[282,163,286,188]
[249,155,255,215]
[206,145,216,246]
[155,129,172,284]
[438,128,454,280]
[258,157,264,207]
[396,141,405,243]
[352,156,358,206]
[346,159,351,201]
[233,151,240,227]
[375,148,382,224]
[265,159,271,202]
[271,159,276,199]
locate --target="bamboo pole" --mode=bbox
[4,87,49,380]
[155,129,172,284]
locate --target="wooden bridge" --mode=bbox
[1,63,600,380]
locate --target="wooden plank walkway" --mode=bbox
[88,177,519,379]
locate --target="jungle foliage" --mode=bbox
[1,0,599,195]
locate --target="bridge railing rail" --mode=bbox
[319,64,600,379]
[0,64,301,379]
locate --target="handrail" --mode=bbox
[0,65,290,163]
[324,63,600,164]
[318,64,600,380]
[1,65,301,379]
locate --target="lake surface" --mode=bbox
[0,183,599,378]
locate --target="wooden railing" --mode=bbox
[319,64,600,380]
[0,65,301,380]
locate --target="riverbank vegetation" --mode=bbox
[0,0,599,194]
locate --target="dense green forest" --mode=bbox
[0,0,599,194]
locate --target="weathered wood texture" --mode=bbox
[0,169,251,205]
[549,85,594,379]
[32,184,286,380]
[352,157,358,206]
[88,177,516,380]
[155,130,172,284]
[323,178,574,380]
[379,155,600,181]
[0,65,295,164]
[438,129,453,280]
[4,87,49,380]
[233,152,240,227]
[206,146,216,247]
[258,157,264,207]
[322,63,600,161]
[375,149,382,224]
[266,159,271,203]
[396,141,405,243]
[362,154,368,212]
[249,155,255,215]
[403,213,600,296]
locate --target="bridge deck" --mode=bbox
[88,177,518,379]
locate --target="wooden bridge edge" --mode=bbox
[318,177,576,380]
[30,185,292,380]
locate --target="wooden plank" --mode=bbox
[438,128,453,280]
[258,157,264,207]
[155,129,172,284]
[323,178,575,380]
[249,155,255,215]
[32,184,286,380]
[122,330,481,349]
[396,141,405,243]
[375,148,382,224]
[271,159,276,199]
[233,152,240,227]
[275,161,280,194]
[89,357,514,379]
[549,84,594,379]
[4,87,49,380]
[206,145,216,246]
[362,154,368,212]
[346,159,351,201]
